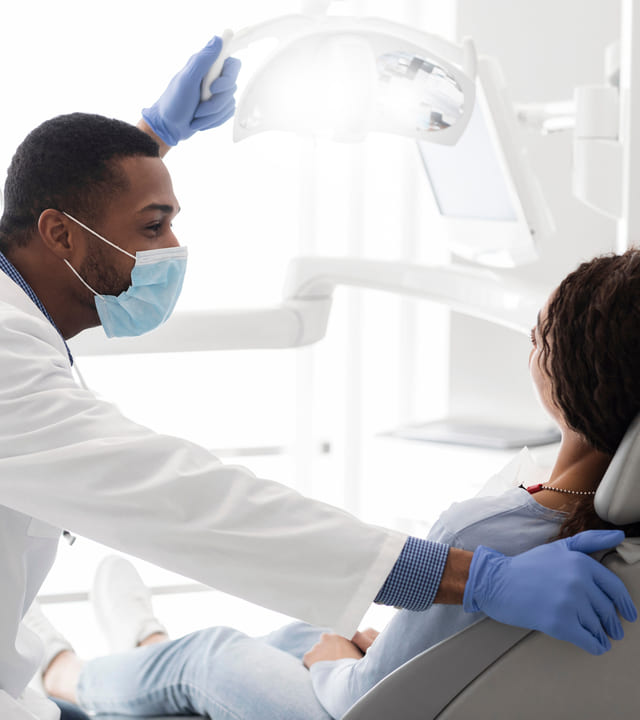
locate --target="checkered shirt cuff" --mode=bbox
[374,537,450,611]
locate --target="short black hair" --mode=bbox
[0,112,160,253]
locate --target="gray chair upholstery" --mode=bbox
[97,715,204,719]
[343,551,639,719]
[96,715,204,720]
[343,414,640,720]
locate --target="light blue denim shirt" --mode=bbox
[310,452,566,719]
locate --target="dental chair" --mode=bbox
[343,413,640,720]
[97,415,640,720]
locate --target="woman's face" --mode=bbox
[529,298,563,424]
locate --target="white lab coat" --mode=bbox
[0,272,405,719]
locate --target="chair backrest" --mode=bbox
[344,415,640,720]
[596,413,640,525]
[97,716,205,720]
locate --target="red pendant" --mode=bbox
[525,483,544,494]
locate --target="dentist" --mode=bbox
[0,37,633,720]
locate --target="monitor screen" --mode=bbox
[417,57,553,267]
[419,100,517,222]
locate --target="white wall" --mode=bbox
[448,0,621,426]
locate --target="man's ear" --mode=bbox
[37,209,75,260]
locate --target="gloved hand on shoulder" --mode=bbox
[463,529,637,655]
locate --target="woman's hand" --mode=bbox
[351,627,380,653]
[303,627,379,668]
[303,633,363,668]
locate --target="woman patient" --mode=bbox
[29,250,640,719]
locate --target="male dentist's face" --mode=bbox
[76,155,181,299]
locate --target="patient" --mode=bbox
[28,250,640,719]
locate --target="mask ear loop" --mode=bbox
[62,211,137,297]
[62,211,137,260]
[63,259,104,298]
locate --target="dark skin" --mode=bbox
[7,154,181,340]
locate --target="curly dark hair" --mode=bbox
[0,113,159,254]
[539,249,640,538]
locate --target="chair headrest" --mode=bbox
[595,414,640,525]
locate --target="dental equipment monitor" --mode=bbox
[418,56,553,268]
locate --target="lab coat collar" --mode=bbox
[0,251,73,365]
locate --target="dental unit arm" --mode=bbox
[68,258,547,357]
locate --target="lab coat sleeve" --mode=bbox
[0,308,406,636]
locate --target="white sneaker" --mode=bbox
[22,601,74,679]
[90,555,167,653]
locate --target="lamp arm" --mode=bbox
[70,257,546,357]
[68,300,332,357]
[284,256,546,334]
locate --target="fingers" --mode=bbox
[582,575,624,641]
[202,57,241,98]
[590,560,638,624]
[350,627,380,653]
[187,36,224,78]
[204,75,237,96]
[204,35,224,57]
[188,45,240,95]
[562,531,637,624]
[564,607,611,656]
[556,555,635,654]
[219,57,242,84]
[194,90,236,119]
[302,645,317,669]
[564,529,625,554]
[193,57,240,127]
[303,633,364,667]
[191,105,235,132]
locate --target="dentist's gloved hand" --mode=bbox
[463,529,637,655]
[142,36,241,146]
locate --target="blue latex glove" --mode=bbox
[142,36,241,146]
[463,529,637,655]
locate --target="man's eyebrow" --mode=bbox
[137,203,180,215]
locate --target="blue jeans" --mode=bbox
[77,622,333,719]
[51,699,91,720]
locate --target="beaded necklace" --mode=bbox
[521,483,596,496]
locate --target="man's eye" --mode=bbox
[146,223,162,233]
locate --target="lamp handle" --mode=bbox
[200,29,235,102]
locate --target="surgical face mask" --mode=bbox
[62,212,187,338]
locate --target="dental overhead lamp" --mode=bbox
[71,12,552,358]
[211,16,477,145]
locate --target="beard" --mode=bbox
[77,235,132,299]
